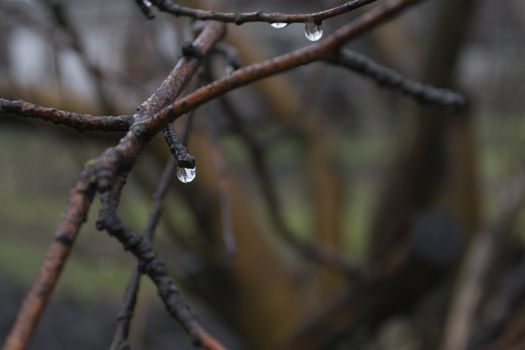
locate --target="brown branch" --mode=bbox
[163,124,196,168]
[326,49,467,109]
[0,98,131,132]
[148,0,378,24]
[109,158,177,350]
[1,0,455,347]
[142,0,423,135]
[2,21,226,350]
[2,169,97,350]
[97,173,227,350]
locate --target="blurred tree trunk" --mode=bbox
[370,0,479,260]
[149,130,304,349]
[228,26,348,301]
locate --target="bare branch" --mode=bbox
[0,98,131,132]
[97,173,227,350]
[2,21,226,350]
[163,124,196,168]
[147,0,378,24]
[109,158,175,349]
[326,49,467,108]
[143,0,424,134]
[2,170,97,350]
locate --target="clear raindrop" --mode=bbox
[177,166,196,183]
[304,21,323,41]
[270,22,288,29]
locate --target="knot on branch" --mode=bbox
[182,42,203,59]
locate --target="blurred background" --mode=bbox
[1,0,525,349]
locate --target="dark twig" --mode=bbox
[142,0,426,134]
[326,49,467,108]
[2,0,452,347]
[97,174,226,350]
[163,124,196,168]
[109,158,177,350]
[2,168,97,350]
[2,21,226,350]
[148,0,378,25]
[0,98,131,132]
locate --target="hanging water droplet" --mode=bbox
[142,0,152,7]
[270,22,288,29]
[304,21,323,41]
[177,166,196,183]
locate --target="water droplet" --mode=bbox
[177,167,196,183]
[143,0,152,7]
[304,21,323,41]
[270,22,288,29]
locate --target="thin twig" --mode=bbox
[163,124,196,168]
[0,98,131,132]
[97,173,226,350]
[2,21,226,350]
[326,49,467,108]
[142,0,426,134]
[2,1,446,347]
[149,0,378,24]
[109,158,177,350]
[2,169,97,350]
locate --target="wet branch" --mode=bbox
[163,124,196,168]
[0,98,131,132]
[0,0,469,348]
[109,158,177,350]
[142,0,425,134]
[2,168,97,350]
[143,0,378,24]
[96,170,226,350]
[326,49,467,108]
[1,21,226,350]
